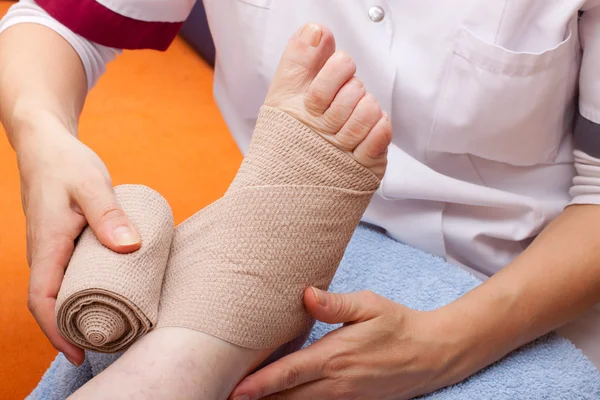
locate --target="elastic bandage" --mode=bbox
[56,106,380,351]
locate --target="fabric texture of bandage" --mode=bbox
[55,185,174,353]
[56,106,380,352]
[157,106,380,348]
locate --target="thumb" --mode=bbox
[304,288,385,325]
[73,183,141,253]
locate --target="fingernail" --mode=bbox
[300,24,322,47]
[112,226,140,246]
[233,395,250,400]
[65,355,80,367]
[312,287,327,306]
[383,111,390,121]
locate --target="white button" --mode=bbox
[368,6,385,22]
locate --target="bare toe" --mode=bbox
[353,112,392,179]
[332,93,382,152]
[263,23,391,179]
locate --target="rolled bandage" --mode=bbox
[56,107,380,352]
[55,185,174,353]
[157,106,381,349]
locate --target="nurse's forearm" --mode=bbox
[0,23,87,150]
[436,204,600,379]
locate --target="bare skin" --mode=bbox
[68,23,392,400]
[0,24,140,366]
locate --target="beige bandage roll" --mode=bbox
[56,185,174,353]
[56,107,380,352]
[157,106,381,349]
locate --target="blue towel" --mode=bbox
[28,224,600,399]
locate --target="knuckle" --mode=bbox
[74,179,124,224]
[97,205,126,224]
[306,85,329,108]
[335,130,367,152]
[26,294,39,314]
[281,365,300,389]
[243,379,266,400]
[325,352,347,376]
[333,295,350,319]
[361,290,379,304]
[342,124,367,141]
[334,77,365,108]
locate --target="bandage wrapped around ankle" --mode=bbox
[56,106,380,352]
[55,186,174,353]
[157,106,380,348]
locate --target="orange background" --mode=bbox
[0,2,241,397]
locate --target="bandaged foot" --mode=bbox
[64,23,392,400]
[157,23,390,348]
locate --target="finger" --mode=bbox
[230,345,329,400]
[29,230,85,365]
[72,180,140,253]
[305,288,386,324]
[262,379,333,400]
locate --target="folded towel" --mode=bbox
[28,224,600,399]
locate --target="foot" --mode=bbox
[265,23,391,179]
[68,23,391,400]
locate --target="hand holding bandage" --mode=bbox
[55,107,380,353]
[55,186,173,353]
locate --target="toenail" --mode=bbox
[350,77,364,88]
[336,51,353,63]
[365,93,376,102]
[300,24,322,47]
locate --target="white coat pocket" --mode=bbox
[428,25,580,166]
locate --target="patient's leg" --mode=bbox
[69,23,391,400]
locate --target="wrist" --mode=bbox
[424,307,481,386]
[9,107,77,154]
[429,285,522,385]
